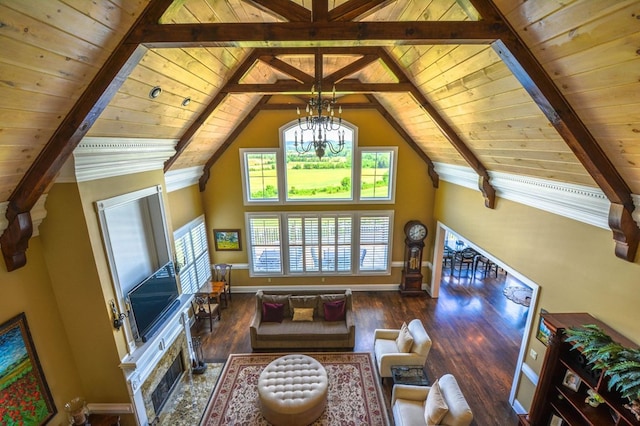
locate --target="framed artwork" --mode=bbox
[213,229,242,251]
[562,369,581,391]
[536,310,551,346]
[0,313,56,425]
[549,414,563,426]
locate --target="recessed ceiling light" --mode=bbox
[149,86,162,99]
[181,97,191,107]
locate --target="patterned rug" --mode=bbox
[503,284,532,307]
[200,352,390,426]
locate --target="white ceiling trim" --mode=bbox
[57,138,178,183]
[433,162,631,230]
[165,166,204,193]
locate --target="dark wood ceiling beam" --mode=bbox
[199,96,272,191]
[244,0,311,22]
[312,0,329,22]
[165,50,261,171]
[376,49,495,208]
[258,55,314,84]
[0,0,176,272]
[364,94,439,188]
[130,21,508,48]
[325,54,380,84]
[255,47,382,56]
[329,0,396,22]
[223,81,414,93]
[471,0,639,260]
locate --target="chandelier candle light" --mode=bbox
[295,84,345,159]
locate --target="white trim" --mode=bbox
[521,362,539,386]
[511,399,527,415]
[0,202,7,236]
[58,137,177,183]
[165,166,203,192]
[433,162,639,230]
[230,283,401,293]
[86,403,133,414]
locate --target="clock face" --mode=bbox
[409,224,427,241]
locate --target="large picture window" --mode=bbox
[247,211,393,276]
[240,121,397,205]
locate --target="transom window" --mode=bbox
[240,121,396,205]
[247,211,393,276]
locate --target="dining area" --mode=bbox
[442,234,501,280]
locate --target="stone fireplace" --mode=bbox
[120,297,194,425]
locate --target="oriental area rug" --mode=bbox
[200,352,390,426]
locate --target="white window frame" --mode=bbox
[239,148,284,205]
[173,215,211,294]
[359,147,398,203]
[246,210,394,277]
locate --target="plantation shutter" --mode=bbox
[174,216,211,294]
[249,216,282,274]
[359,215,390,271]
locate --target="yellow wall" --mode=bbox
[167,184,204,231]
[434,181,640,409]
[202,105,437,287]
[0,238,83,426]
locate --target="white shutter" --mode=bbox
[249,216,282,274]
[174,216,210,293]
[359,216,390,271]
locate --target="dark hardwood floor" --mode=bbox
[192,269,528,425]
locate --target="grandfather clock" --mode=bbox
[400,220,428,295]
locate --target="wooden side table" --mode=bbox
[193,281,223,331]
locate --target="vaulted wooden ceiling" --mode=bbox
[1,0,639,271]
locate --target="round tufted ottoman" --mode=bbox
[257,354,328,426]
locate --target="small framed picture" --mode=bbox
[536,311,551,346]
[213,229,242,251]
[562,369,581,391]
[549,414,563,426]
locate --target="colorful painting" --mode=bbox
[0,313,56,425]
[213,229,241,251]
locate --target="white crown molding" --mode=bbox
[0,195,48,240]
[433,162,640,230]
[57,137,178,183]
[165,166,204,193]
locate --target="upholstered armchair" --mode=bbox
[373,319,432,380]
[391,374,473,426]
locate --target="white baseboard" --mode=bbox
[86,403,133,414]
[232,283,403,293]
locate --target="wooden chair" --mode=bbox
[452,247,477,279]
[442,246,454,272]
[473,254,497,279]
[212,263,232,305]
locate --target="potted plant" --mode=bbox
[565,324,640,420]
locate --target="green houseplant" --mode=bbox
[565,324,640,421]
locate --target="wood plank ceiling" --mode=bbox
[1,0,639,270]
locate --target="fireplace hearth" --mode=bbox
[151,352,185,416]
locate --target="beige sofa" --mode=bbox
[250,289,355,350]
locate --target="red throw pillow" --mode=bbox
[323,300,346,321]
[262,302,285,323]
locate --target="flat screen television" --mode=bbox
[128,261,180,342]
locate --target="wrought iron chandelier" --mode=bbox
[295,84,345,159]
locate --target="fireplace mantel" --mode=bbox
[119,294,194,425]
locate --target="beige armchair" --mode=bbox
[373,319,432,380]
[391,374,473,426]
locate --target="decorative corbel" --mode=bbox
[479,175,496,209]
[0,207,33,271]
[608,202,640,262]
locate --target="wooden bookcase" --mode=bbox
[519,313,639,426]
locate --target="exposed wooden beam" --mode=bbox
[244,0,311,22]
[223,81,414,94]
[130,21,508,48]
[376,49,496,208]
[472,0,639,260]
[258,55,314,84]
[0,0,176,271]
[199,96,273,191]
[312,0,329,22]
[165,51,262,171]
[329,0,397,22]
[364,94,439,188]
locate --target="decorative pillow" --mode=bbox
[318,294,346,318]
[396,322,414,353]
[263,294,291,317]
[292,307,314,322]
[289,295,318,317]
[323,300,346,321]
[424,379,449,425]
[262,302,284,323]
